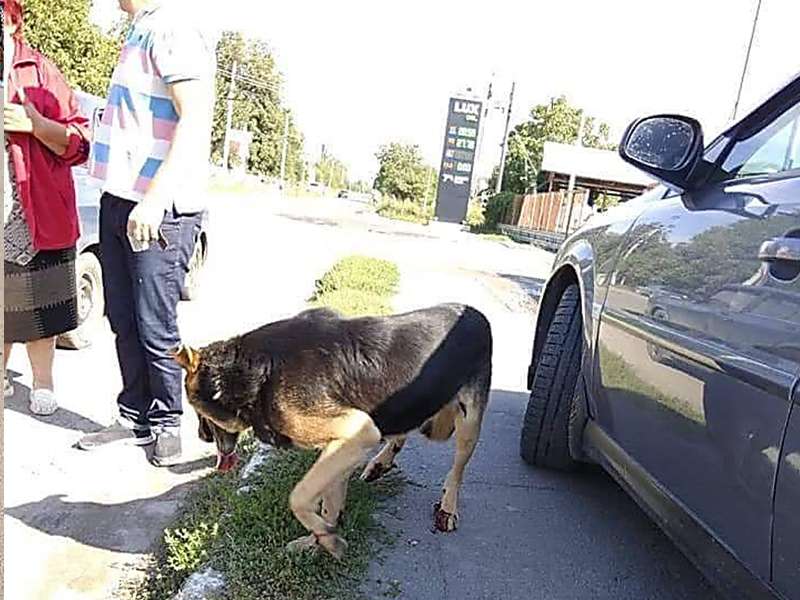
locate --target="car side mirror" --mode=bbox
[619,115,704,191]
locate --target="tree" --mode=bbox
[315,152,348,189]
[493,96,615,194]
[349,180,372,193]
[374,143,436,202]
[23,0,123,97]
[212,32,305,182]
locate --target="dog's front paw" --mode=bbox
[359,461,396,483]
[433,502,459,532]
[285,534,319,554]
[317,532,348,560]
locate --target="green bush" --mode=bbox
[481,192,516,232]
[313,256,400,300]
[376,197,433,225]
[311,288,393,317]
[465,200,486,231]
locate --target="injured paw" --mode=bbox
[316,532,348,560]
[433,502,459,532]
[360,461,396,482]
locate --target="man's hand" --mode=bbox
[4,102,39,133]
[127,201,166,243]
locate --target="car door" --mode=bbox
[773,383,800,599]
[594,95,800,586]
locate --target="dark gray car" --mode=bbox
[521,73,800,599]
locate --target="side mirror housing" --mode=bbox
[619,115,704,191]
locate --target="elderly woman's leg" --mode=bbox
[4,344,13,397]
[26,337,57,415]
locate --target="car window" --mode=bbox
[711,289,754,312]
[713,101,800,181]
[749,295,798,321]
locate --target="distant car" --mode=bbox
[337,190,350,199]
[520,73,800,599]
[57,93,210,350]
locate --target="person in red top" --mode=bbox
[3,0,90,415]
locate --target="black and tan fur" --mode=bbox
[173,303,492,559]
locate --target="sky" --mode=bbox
[92,0,800,183]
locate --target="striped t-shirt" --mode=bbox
[90,1,216,213]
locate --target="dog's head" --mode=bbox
[172,344,248,472]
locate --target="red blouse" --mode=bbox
[6,39,90,250]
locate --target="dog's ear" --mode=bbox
[172,344,200,373]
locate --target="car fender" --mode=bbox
[529,236,596,391]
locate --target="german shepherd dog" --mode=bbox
[173,303,492,559]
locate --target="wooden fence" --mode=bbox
[500,190,589,235]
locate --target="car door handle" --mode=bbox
[759,237,800,262]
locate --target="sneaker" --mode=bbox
[151,427,182,467]
[77,420,155,451]
[4,378,14,398]
[29,388,58,416]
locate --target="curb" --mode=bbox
[170,443,272,600]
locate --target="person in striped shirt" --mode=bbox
[78,0,216,466]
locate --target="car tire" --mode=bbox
[180,236,205,301]
[58,251,104,350]
[520,284,583,470]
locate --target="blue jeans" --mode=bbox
[100,193,202,429]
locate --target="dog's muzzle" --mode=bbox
[216,450,240,472]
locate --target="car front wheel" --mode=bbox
[58,251,104,350]
[520,283,584,470]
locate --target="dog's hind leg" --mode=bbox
[287,409,381,559]
[434,382,488,532]
[360,436,406,482]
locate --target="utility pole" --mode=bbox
[732,0,762,121]
[564,111,587,234]
[222,61,237,170]
[279,109,290,187]
[494,81,516,194]
[473,73,494,194]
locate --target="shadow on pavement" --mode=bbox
[166,455,216,475]
[274,213,340,228]
[497,273,546,302]
[5,481,197,554]
[3,375,105,434]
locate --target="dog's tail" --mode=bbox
[420,402,458,441]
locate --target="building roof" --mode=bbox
[541,141,655,186]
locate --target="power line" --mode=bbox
[219,65,282,91]
[219,69,282,93]
[732,0,762,121]
[495,81,516,194]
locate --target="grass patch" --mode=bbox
[311,288,393,317]
[477,233,516,244]
[313,256,399,299]
[131,255,403,600]
[134,437,403,600]
[207,175,269,196]
[311,256,399,317]
[376,198,433,225]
